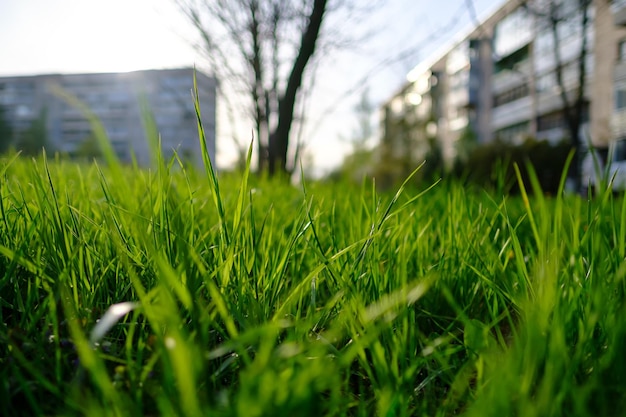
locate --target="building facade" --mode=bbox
[381,0,626,170]
[0,68,216,166]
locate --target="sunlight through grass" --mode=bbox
[1,95,626,416]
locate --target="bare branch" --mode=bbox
[176,0,376,176]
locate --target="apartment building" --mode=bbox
[381,0,626,170]
[380,56,445,167]
[612,0,626,141]
[0,68,216,166]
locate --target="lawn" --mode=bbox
[1,144,626,416]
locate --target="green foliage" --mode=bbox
[14,109,49,156]
[328,147,375,183]
[455,126,478,165]
[371,138,442,190]
[72,135,103,160]
[0,106,13,154]
[374,108,442,190]
[331,87,377,183]
[349,87,375,152]
[458,138,572,194]
[1,130,625,416]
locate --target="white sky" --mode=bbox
[0,0,504,174]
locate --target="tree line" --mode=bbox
[0,107,49,157]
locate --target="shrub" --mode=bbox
[457,138,572,194]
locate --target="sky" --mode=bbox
[0,0,505,174]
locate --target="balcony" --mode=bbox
[491,96,533,131]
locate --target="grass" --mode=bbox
[1,105,626,415]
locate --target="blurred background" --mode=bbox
[0,0,503,177]
[5,0,622,195]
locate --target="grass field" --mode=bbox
[2,132,626,416]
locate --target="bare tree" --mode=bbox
[176,0,334,176]
[270,0,327,175]
[523,0,592,190]
[350,87,375,153]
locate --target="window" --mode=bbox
[106,121,127,139]
[617,89,626,110]
[495,122,530,143]
[493,6,532,58]
[493,84,530,107]
[15,82,35,93]
[537,73,556,93]
[469,39,481,61]
[112,142,130,160]
[537,103,589,132]
[619,39,626,62]
[107,91,130,111]
[537,111,565,131]
[613,139,626,162]
[15,104,32,118]
[535,30,554,55]
[494,45,530,74]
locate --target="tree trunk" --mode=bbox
[249,0,269,172]
[549,0,589,191]
[570,0,589,191]
[269,0,328,176]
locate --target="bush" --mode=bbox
[457,138,572,194]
